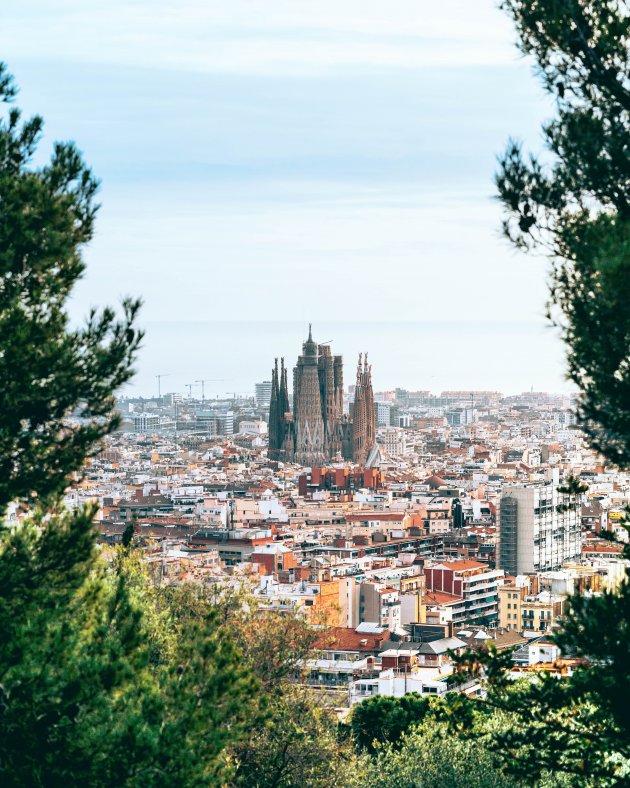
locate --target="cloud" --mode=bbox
[2,0,520,75]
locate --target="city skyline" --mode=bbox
[117,319,573,400]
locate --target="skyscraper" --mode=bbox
[255,380,272,408]
[267,326,376,465]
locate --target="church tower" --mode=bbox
[352,353,376,465]
[293,325,326,465]
[268,358,281,459]
[267,328,376,467]
[267,357,294,461]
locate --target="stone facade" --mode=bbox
[267,326,376,465]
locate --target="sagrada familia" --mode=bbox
[268,325,377,466]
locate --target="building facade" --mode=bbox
[498,578,566,634]
[133,413,160,433]
[498,470,582,574]
[255,380,272,408]
[424,560,504,627]
[267,326,376,465]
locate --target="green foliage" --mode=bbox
[211,594,361,785]
[452,616,630,783]
[496,1,630,466]
[145,578,353,786]
[350,693,432,752]
[366,721,516,788]
[488,4,630,778]
[0,62,263,785]
[230,686,365,788]
[0,507,263,786]
[121,521,135,548]
[0,62,142,516]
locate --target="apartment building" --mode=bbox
[133,413,160,433]
[499,469,582,574]
[499,579,566,634]
[358,582,402,631]
[423,560,504,627]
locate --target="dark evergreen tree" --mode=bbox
[0,62,142,516]
[350,693,432,753]
[451,4,630,783]
[496,0,630,466]
[0,63,261,785]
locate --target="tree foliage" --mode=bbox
[350,693,432,753]
[443,8,630,783]
[0,62,142,517]
[366,721,516,788]
[230,686,364,788]
[0,62,265,785]
[0,508,262,786]
[496,0,630,466]
[452,639,630,784]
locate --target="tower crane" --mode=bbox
[155,373,171,398]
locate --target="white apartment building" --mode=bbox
[499,469,582,574]
[238,420,268,436]
[374,401,392,427]
[378,427,407,457]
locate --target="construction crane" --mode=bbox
[185,382,198,399]
[155,373,171,398]
[195,378,229,402]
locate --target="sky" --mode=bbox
[0,1,569,396]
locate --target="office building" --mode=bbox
[255,381,273,408]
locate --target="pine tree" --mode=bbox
[496,0,630,466]
[0,63,261,785]
[0,62,142,516]
[454,4,630,783]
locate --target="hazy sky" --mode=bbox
[1,2,568,395]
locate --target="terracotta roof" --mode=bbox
[432,559,487,571]
[314,626,390,652]
[582,542,623,554]
[424,590,462,606]
[426,474,448,488]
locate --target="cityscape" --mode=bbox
[20,323,623,712]
[1,0,628,784]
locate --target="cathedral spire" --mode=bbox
[268,358,281,456]
[279,357,290,417]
